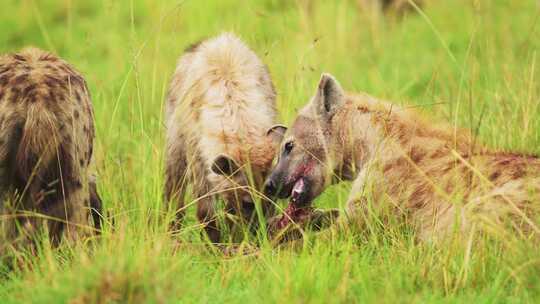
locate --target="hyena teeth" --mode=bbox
[291,178,305,202]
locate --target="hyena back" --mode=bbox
[0,48,101,247]
[165,33,280,243]
[265,73,540,241]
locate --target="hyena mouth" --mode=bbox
[288,160,316,205]
[274,177,312,229]
[291,178,306,204]
[290,177,312,208]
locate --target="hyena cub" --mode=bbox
[265,73,540,241]
[164,33,281,243]
[0,48,101,246]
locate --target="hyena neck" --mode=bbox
[334,94,475,179]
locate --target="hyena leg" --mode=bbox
[45,173,91,243]
[89,177,102,232]
[0,143,8,209]
[63,183,91,242]
[3,178,55,248]
[196,196,221,244]
[164,144,189,231]
[0,122,32,245]
[219,200,255,242]
[0,140,12,243]
[193,179,221,243]
[304,167,383,244]
[0,117,14,207]
[342,164,384,225]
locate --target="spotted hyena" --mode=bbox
[265,73,540,241]
[0,48,101,247]
[357,0,423,15]
[164,33,282,243]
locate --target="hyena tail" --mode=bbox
[15,103,60,179]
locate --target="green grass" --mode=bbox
[1,0,540,302]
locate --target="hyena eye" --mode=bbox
[284,141,294,154]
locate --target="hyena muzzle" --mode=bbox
[0,48,101,248]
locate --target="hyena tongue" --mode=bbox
[291,178,305,203]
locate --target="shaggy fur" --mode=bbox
[0,48,101,247]
[265,73,540,241]
[164,33,279,243]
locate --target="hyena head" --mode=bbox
[264,73,347,208]
[210,147,277,217]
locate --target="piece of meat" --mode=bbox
[268,207,341,244]
[276,203,313,229]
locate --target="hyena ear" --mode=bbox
[266,124,288,145]
[314,73,345,119]
[211,155,240,176]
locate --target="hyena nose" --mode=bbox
[263,179,277,197]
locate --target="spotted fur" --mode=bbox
[0,48,101,247]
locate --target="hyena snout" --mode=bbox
[263,178,278,197]
[263,170,294,200]
[265,156,326,208]
[263,174,280,198]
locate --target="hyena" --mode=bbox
[0,48,101,247]
[358,0,423,15]
[164,33,281,243]
[265,73,540,241]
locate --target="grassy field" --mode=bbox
[1,0,540,302]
